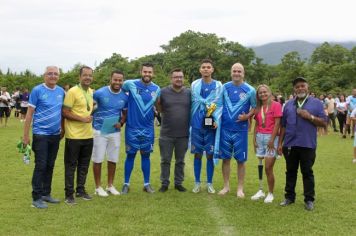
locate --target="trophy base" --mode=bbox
[203,117,214,128]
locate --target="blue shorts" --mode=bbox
[190,127,215,155]
[125,127,154,154]
[255,133,279,158]
[219,129,248,163]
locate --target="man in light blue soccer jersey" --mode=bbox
[23,66,65,209]
[218,63,256,198]
[121,63,160,194]
[91,70,128,197]
[190,59,223,194]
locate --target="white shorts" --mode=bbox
[91,129,121,163]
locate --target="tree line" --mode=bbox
[1,30,356,96]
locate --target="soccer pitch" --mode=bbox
[0,118,355,235]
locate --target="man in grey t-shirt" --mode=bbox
[156,68,191,192]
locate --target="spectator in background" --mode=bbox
[336,94,348,138]
[325,94,338,132]
[20,88,30,122]
[0,86,11,127]
[346,89,356,139]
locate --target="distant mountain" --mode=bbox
[250,40,356,65]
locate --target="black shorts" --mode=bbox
[0,107,10,118]
[20,107,28,115]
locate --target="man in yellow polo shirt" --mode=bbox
[62,66,94,205]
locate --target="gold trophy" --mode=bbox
[204,103,216,128]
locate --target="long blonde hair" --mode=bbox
[255,84,272,115]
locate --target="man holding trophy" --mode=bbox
[190,59,223,194]
[218,63,256,198]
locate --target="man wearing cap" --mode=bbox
[278,77,327,211]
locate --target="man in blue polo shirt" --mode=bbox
[23,66,65,209]
[121,63,160,194]
[278,77,327,211]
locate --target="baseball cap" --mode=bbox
[292,77,307,86]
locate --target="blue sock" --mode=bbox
[124,153,136,184]
[207,158,214,184]
[194,157,202,183]
[141,153,151,185]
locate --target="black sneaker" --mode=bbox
[65,196,77,205]
[174,185,187,192]
[159,185,168,193]
[121,184,130,194]
[75,192,92,201]
[143,184,155,193]
[280,198,294,207]
[305,201,314,211]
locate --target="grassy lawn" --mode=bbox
[0,117,355,235]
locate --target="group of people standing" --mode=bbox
[23,59,331,212]
[0,86,29,126]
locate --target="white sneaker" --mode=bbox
[106,186,120,195]
[352,159,356,164]
[192,183,201,193]
[207,183,216,194]
[264,192,274,203]
[251,190,265,200]
[95,187,109,197]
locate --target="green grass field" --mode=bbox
[0,117,355,235]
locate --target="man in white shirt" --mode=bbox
[0,87,11,127]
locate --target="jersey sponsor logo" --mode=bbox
[41,93,48,100]
[239,92,246,100]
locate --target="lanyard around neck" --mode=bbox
[78,84,91,111]
[297,95,308,108]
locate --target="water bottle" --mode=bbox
[23,154,30,164]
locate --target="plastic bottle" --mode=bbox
[23,154,30,164]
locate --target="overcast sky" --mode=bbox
[1,0,355,74]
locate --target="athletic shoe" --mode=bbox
[64,196,77,205]
[207,183,216,194]
[192,183,201,193]
[305,201,314,211]
[32,199,48,209]
[280,198,294,207]
[251,190,265,200]
[106,186,120,195]
[353,159,356,164]
[264,192,274,203]
[121,184,129,194]
[143,184,155,193]
[76,192,92,200]
[42,195,60,204]
[95,187,109,197]
[174,185,187,192]
[159,185,168,192]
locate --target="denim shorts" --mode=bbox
[256,133,279,158]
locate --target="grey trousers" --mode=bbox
[159,136,188,186]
